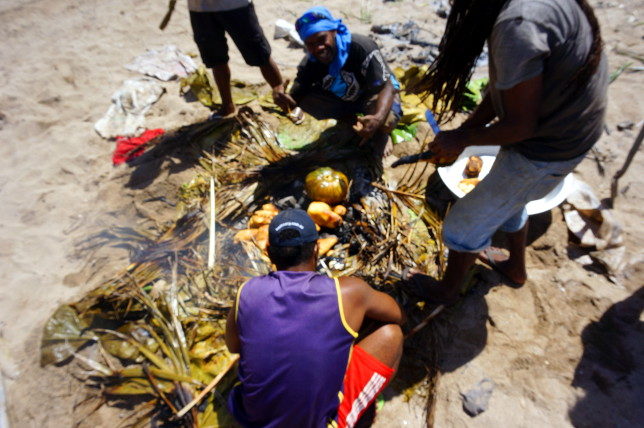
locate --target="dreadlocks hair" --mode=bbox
[571,0,604,93]
[410,0,510,122]
[412,0,603,123]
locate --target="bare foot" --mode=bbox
[478,247,527,285]
[210,105,237,120]
[403,268,460,305]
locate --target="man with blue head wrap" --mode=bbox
[273,7,402,155]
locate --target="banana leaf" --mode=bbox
[180,66,216,107]
[42,68,450,425]
[105,378,172,396]
[40,305,94,366]
[276,116,336,150]
[460,77,489,111]
[391,123,418,144]
[189,335,227,361]
[101,323,159,362]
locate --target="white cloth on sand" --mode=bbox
[274,19,304,47]
[125,45,197,81]
[563,180,626,276]
[94,78,165,139]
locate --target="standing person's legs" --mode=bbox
[212,64,235,116]
[259,58,283,88]
[479,216,529,285]
[189,11,236,116]
[220,4,283,89]
[411,149,584,303]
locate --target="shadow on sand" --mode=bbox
[568,287,644,427]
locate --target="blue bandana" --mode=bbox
[296,7,352,98]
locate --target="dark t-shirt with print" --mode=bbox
[290,34,393,103]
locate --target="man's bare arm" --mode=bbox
[460,91,497,130]
[225,303,241,354]
[429,74,543,160]
[339,277,405,332]
[355,81,395,140]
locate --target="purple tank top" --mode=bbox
[228,271,357,427]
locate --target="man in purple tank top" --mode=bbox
[225,209,404,427]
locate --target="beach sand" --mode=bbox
[0,0,642,426]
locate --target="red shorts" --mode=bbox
[335,345,395,428]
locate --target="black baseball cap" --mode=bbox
[268,209,319,247]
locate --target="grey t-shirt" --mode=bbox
[188,0,251,12]
[488,0,608,161]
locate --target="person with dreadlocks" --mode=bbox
[273,6,403,156]
[407,0,608,304]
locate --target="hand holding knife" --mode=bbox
[391,110,442,168]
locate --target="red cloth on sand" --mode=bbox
[112,128,165,165]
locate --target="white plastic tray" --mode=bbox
[437,146,577,215]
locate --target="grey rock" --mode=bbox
[617,121,634,131]
[460,378,495,417]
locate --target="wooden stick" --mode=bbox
[143,365,179,414]
[175,355,240,418]
[371,182,425,199]
[208,177,216,269]
[159,0,177,30]
[610,123,643,207]
[405,305,445,339]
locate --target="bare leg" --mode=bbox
[438,250,479,302]
[407,250,478,304]
[259,57,283,89]
[479,221,528,285]
[212,64,236,116]
[356,323,403,372]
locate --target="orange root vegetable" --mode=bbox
[317,236,338,256]
[332,205,347,216]
[254,225,269,251]
[254,209,278,218]
[261,203,279,214]
[234,228,259,243]
[307,201,342,229]
[248,210,277,228]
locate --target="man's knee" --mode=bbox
[442,212,467,248]
[376,323,403,348]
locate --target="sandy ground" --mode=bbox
[0,0,642,426]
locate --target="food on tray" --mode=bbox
[458,178,481,194]
[464,155,483,178]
